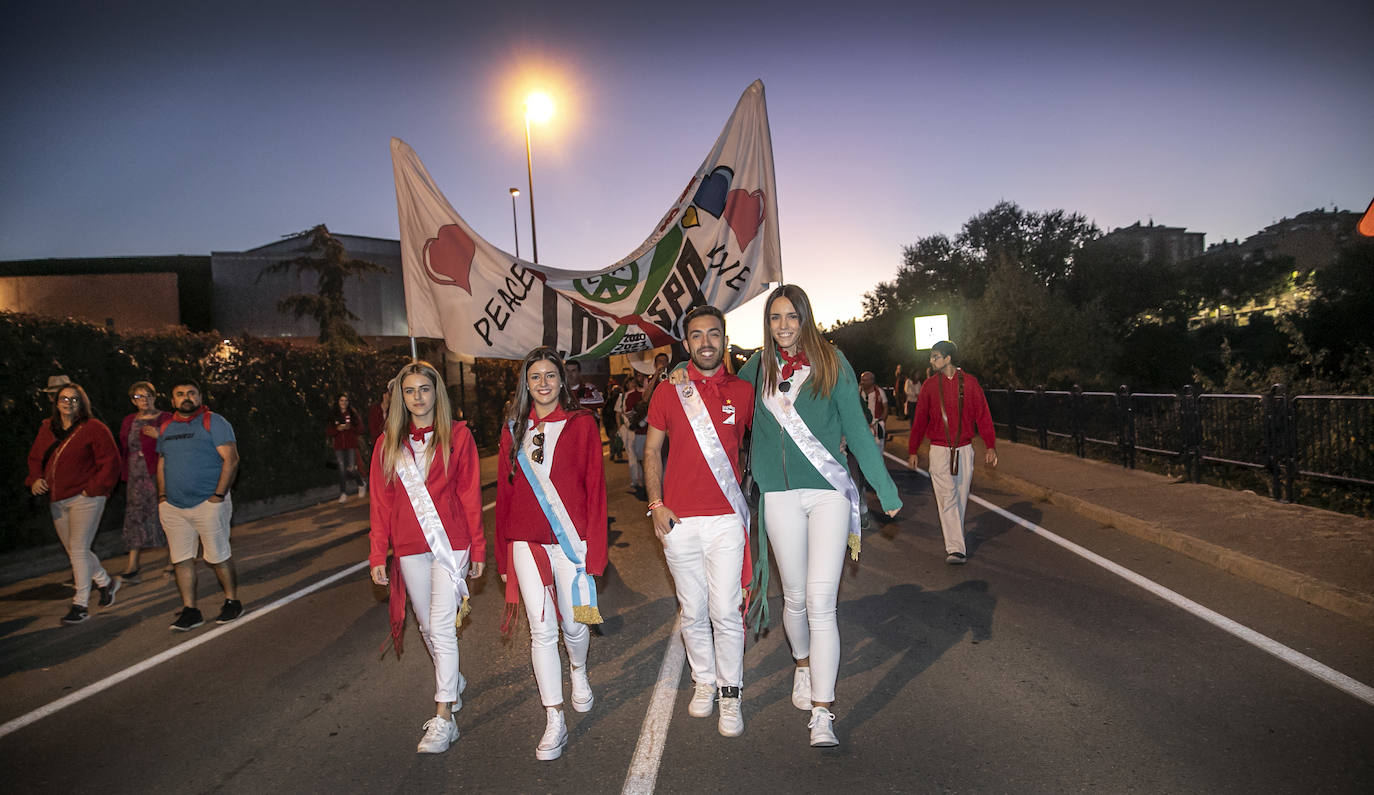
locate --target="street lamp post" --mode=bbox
[523,92,553,265]
[508,187,521,258]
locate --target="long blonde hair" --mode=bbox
[380,360,454,483]
[760,284,838,398]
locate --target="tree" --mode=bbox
[258,225,388,348]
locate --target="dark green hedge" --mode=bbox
[1,311,412,552]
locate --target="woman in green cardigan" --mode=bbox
[739,284,901,747]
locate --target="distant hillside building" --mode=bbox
[0,233,408,345]
[1101,220,1206,265]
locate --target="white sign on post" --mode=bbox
[913,314,949,350]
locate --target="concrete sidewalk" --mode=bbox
[887,417,1374,625]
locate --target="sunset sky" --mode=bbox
[3,0,1371,347]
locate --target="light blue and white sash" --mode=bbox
[510,420,603,624]
[396,447,470,602]
[761,367,863,559]
[676,383,750,532]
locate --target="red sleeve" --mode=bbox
[575,413,609,576]
[26,424,50,486]
[494,426,514,576]
[89,421,122,496]
[908,383,935,454]
[740,383,755,432]
[452,423,485,563]
[368,444,393,567]
[969,379,996,449]
[326,419,339,439]
[646,383,671,432]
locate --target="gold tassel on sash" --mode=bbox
[573,604,604,625]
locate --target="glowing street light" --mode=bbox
[523,91,555,264]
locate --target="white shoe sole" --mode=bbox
[571,693,594,713]
[535,734,567,761]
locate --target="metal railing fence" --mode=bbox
[984,384,1374,503]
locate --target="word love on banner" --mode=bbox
[391,80,782,360]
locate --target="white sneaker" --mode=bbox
[416,715,458,753]
[452,672,467,714]
[357,483,367,498]
[535,707,567,761]
[570,665,594,713]
[337,494,348,504]
[718,690,744,737]
[808,706,838,747]
[791,666,812,710]
[688,682,716,717]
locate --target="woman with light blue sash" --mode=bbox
[496,347,608,761]
[738,285,901,748]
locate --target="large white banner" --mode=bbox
[392,80,782,359]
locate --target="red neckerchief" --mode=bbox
[686,362,729,403]
[527,404,571,425]
[779,348,810,380]
[408,424,433,442]
[170,405,207,424]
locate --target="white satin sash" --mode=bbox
[676,383,750,532]
[761,365,863,559]
[396,447,470,602]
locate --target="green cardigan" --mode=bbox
[739,349,901,513]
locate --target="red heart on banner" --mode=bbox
[724,189,765,252]
[424,224,477,294]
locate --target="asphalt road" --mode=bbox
[2,451,1371,794]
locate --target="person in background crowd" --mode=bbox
[369,361,484,755]
[622,370,650,498]
[603,378,624,463]
[367,386,389,444]
[907,340,997,565]
[645,306,754,738]
[327,394,367,503]
[495,346,608,761]
[859,371,888,448]
[27,382,122,624]
[736,285,901,748]
[116,381,170,583]
[565,359,605,424]
[158,380,242,631]
[893,365,906,419]
[903,371,922,422]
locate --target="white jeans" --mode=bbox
[399,550,468,703]
[51,494,110,607]
[661,513,746,688]
[928,444,975,555]
[511,540,590,707]
[763,488,851,704]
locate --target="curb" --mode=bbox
[983,468,1374,626]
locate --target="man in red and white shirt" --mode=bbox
[907,340,997,564]
[644,306,754,739]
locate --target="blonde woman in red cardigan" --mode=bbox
[496,346,608,761]
[26,382,122,624]
[368,361,484,755]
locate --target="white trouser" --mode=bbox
[661,513,746,689]
[628,434,647,487]
[763,488,851,704]
[928,444,975,555]
[399,550,467,703]
[51,494,110,607]
[511,540,591,707]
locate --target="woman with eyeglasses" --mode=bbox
[115,381,171,582]
[26,382,123,625]
[367,360,485,755]
[495,346,607,761]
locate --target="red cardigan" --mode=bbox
[495,407,608,578]
[27,418,122,501]
[118,411,172,480]
[326,407,365,451]
[368,421,485,567]
[908,369,997,453]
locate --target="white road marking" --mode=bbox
[884,451,1374,707]
[1,500,502,739]
[621,619,686,795]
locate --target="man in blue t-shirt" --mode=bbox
[156,380,242,631]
